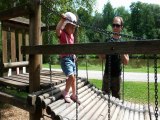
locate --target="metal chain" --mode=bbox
[154,54,158,120]
[147,56,152,120]
[108,55,111,120]
[75,62,78,120]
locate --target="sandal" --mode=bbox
[62,91,73,103]
[71,95,81,105]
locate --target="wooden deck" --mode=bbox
[34,78,160,120]
[0,70,66,92]
[0,70,159,120]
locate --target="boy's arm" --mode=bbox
[56,14,66,37]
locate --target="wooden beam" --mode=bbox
[3,61,29,68]
[2,31,7,62]
[0,91,35,113]
[0,4,32,21]
[21,40,160,55]
[2,20,29,32]
[41,25,56,32]
[29,0,42,119]
[11,32,16,62]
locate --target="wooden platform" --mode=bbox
[0,70,159,120]
[33,78,160,120]
[0,70,66,92]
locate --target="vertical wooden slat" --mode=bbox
[25,33,29,61]
[128,103,135,120]
[39,33,42,69]
[2,30,7,62]
[139,105,144,120]
[134,104,140,120]
[117,101,128,120]
[11,32,16,62]
[18,33,23,61]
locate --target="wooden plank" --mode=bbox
[11,32,16,62]
[0,4,31,21]
[139,105,144,120]
[25,34,29,61]
[3,75,29,84]
[134,104,139,120]
[128,103,135,120]
[110,102,121,120]
[3,61,29,68]
[144,105,150,120]
[0,77,28,87]
[81,97,104,119]
[150,106,156,120]
[19,73,65,84]
[41,25,56,32]
[21,40,160,55]
[2,30,8,62]
[90,98,108,120]
[104,98,118,120]
[18,33,23,61]
[116,101,127,120]
[123,102,132,120]
[0,91,35,113]
[97,97,115,120]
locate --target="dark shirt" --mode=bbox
[104,37,122,77]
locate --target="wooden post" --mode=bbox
[29,0,41,119]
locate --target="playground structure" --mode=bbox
[0,0,159,120]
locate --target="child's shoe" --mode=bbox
[62,91,72,103]
[70,95,81,105]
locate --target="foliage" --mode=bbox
[130,2,160,39]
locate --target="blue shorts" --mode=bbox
[60,56,76,76]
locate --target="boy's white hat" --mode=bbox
[62,12,78,29]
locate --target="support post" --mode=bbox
[29,0,42,120]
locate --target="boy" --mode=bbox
[56,12,80,104]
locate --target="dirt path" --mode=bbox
[0,104,51,120]
[0,104,29,120]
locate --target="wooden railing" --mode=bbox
[21,40,160,55]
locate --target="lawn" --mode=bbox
[89,79,160,106]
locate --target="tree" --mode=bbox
[102,1,114,29]
[114,7,131,30]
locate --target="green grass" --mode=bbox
[89,79,160,106]
[0,87,28,100]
